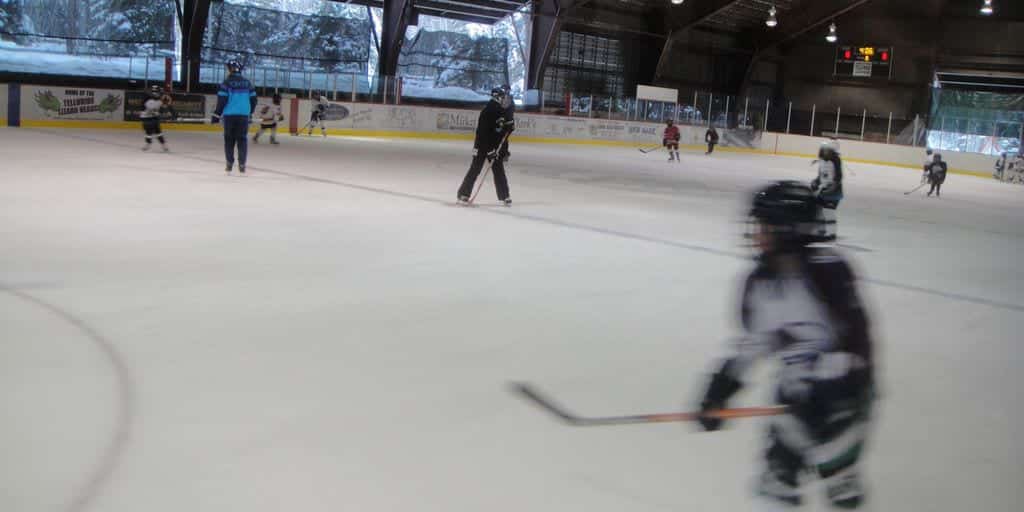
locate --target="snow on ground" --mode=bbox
[1,127,1022,512]
[0,42,172,81]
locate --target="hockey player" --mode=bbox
[705,125,719,155]
[212,60,257,174]
[695,180,876,510]
[664,119,681,162]
[810,140,843,241]
[925,152,947,197]
[306,92,328,137]
[253,93,284,144]
[994,152,1007,180]
[457,87,515,206]
[140,85,169,152]
[922,149,934,184]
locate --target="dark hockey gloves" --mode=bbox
[211,114,221,124]
[495,117,515,133]
[697,367,743,432]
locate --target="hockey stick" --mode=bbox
[903,182,928,195]
[638,145,665,154]
[511,382,787,427]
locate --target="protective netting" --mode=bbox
[927,89,1024,156]
[397,30,510,96]
[0,0,177,56]
[202,0,370,73]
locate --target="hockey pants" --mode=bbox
[816,195,842,240]
[255,123,278,141]
[757,405,872,509]
[222,116,249,166]
[142,118,165,145]
[458,151,509,201]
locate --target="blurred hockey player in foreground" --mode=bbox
[695,180,876,510]
[810,140,843,241]
[457,87,515,206]
[253,93,284,144]
[664,119,681,162]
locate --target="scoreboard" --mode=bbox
[834,46,893,79]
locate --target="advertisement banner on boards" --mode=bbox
[24,86,124,121]
[436,110,477,132]
[123,91,207,123]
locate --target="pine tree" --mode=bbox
[0,0,22,42]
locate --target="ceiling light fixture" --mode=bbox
[826,22,838,43]
[980,0,994,15]
[766,6,778,27]
[671,0,684,6]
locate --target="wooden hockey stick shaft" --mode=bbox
[512,382,787,427]
[904,182,928,195]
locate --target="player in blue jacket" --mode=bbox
[212,60,257,174]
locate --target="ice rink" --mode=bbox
[2,126,1022,512]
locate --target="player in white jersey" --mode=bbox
[306,92,328,137]
[253,93,284,144]
[140,85,169,152]
[695,181,876,510]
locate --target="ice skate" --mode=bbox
[225,163,232,174]
[239,165,246,174]
[502,198,512,207]
[161,144,169,153]
[457,195,470,206]
[142,143,151,152]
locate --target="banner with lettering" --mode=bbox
[23,87,124,121]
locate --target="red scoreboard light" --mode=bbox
[835,45,893,79]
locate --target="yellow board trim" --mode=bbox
[14,121,994,179]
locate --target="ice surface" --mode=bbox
[1,127,1022,512]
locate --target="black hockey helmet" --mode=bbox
[818,139,839,159]
[226,60,244,74]
[490,87,506,102]
[272,93,282,104]
[667,118,674,126]
[748,180,826,250]
[148,85,163,98]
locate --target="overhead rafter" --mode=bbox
[527,0,580,90]
[654,0,746,80]
[379,0,416,76]
[180,0,212,91]
[752,0,875,55]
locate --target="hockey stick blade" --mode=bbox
[511,382,787,427]
[638,145,663,154]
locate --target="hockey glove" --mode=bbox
[697,367,743,432]
[211,114,221,124]
[486,149,499,162]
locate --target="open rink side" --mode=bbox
[1,127,1022,512]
